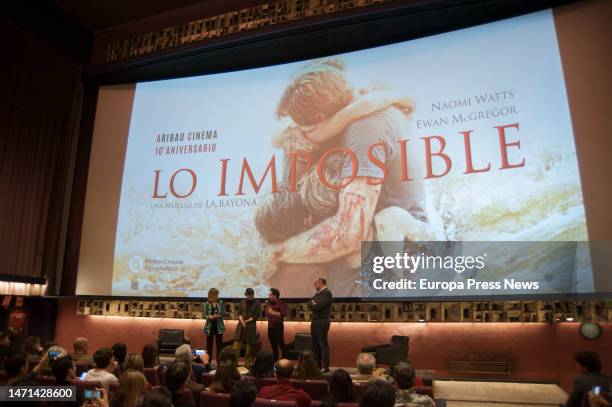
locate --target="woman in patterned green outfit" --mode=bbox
[203,288,225,363]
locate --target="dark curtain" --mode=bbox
[0,17,82,292]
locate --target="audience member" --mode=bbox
[51,356,76,385]
[209,360,242,393]
[22,336,43,362]
[351,353,376,383]
[39,345,68,376]
[292,350,324,380]
[72,337,94,373]
[175,344,208,381]
[360,379,395,407]
[112,343,128,374]
[566,351,610,407]
[390,360,434,407]
[209,346,239,375]
[111,370,146,407]
[141,344,160,369]
[5,352,38,385]
[84,348,119,390]
[164,361,195,407]
[143,388,172,407]
[258,359,311,407]
[72,337,91,359]
[249,350,275,379]
[175,352,206,405]
[124,354,145,374]
[321,369,355,407]
[229,380,258,407]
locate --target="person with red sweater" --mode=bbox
[257,359,311,407]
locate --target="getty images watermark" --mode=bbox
[359,241,605,299]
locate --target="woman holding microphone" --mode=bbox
[203,288,225,364]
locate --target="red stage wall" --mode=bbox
[54,299,610,392]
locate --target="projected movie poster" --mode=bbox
[111,10,589,298]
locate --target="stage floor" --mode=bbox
[434,380,568,406]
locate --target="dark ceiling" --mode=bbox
[51,0,209,33]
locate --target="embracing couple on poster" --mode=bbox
[255,58,442,297]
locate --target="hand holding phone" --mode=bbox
[593,385,601,397]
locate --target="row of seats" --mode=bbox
[201,374,434,401]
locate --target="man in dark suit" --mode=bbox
[309,277,332,373]
[565,350,610,407]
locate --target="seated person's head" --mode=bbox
[22,336,42,356]
[117,370,146,405]
[73,337,89,355]
[389,360,415,390]
[328,369,355,403]
[51,356,75,383]
[93,347,114,370]
[141,344,159,368]
[174,344,192,359]
[112,343,127,365]
[6,352,28,379]
[229,380,257,407]
[175,353,193,376]
[211,361,241,393]
[356,353,376,375]
[360,379,396,407]
[144,387,172,407]
[124,354,145,373]
[254,182,309,243]
[250,350,275,379]
[164,361,189,394]
[295,350,320,378]
[274,359,294,380]
[218,346,238,367]
[574,350,602,373]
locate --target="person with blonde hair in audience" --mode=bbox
[38,345,68,376]
[292,350,323,380]
[84,348,119,391]
[110,370,146,407]
[124,354,145,373]
[124,354,153,391]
